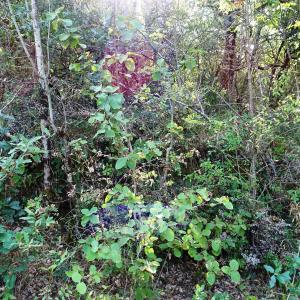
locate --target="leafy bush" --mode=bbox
[62,185,247,298]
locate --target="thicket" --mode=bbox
[0,0,299,299]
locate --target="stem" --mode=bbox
[245,0,257,201]
[31,0,56,132]
[41,119,51,192]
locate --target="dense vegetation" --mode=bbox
[0,0,299,299]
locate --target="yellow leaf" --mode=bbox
[125,58,135,72]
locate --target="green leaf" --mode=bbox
[89,265,97,274]
[264,265,275,273]
[206,260,219,272]
[110,243,122,264]
[71,271,82,283]
[91,64,98,72]
[46,12,57,21]
[194,254,203,261]
[198,236,208,249]
[70,35,80,48]
[269,275,276,288]
[81,207,97,216]
[197,188,209,201]
[90,207,98,214]
[91,239,99,252]
[229,260,239,271]
[88,112,105,124]
[174,207,186,222]
[80,216,88,227]
[206,272,216,285]
[105,128,115,138]
[224,201,233,210]
[76,282,87,295]
[69,27,78,33]
[116,157,128,170]
[93,274,101,284]
[185,57,197,70]
[96,93,108,105]
[152,70,161,81]
[62,19,73,26]
[157,58,165,67]
[215,196,233,210]
[59,33,70,41]
[84,246,97,261]
[177,193,186,201]
[221,266,230,275]
[90,85,102,93]
[9,201,20,210]
[277,271,291,284]
[5,273,16,290]
[102,70,112,82]
[163,228,175,242]
[173,248,182,258]
[120,227,134,236]
[90,214,99,225]
[52,19,59,31]
[102,86,119,93]
[230,271,241,283]
[109,93,124,109]
[202,228,211,237]
[212,239,221,252]
[150,202,163,216]
[127,159,137,170]
[61,40,70,49]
